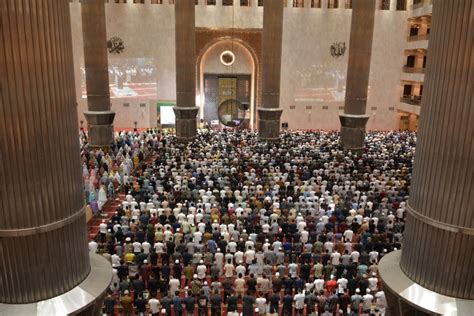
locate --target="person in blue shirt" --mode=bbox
[172,292,183,316]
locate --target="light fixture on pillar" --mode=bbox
[80,120,84,131]
[134,121,138,132]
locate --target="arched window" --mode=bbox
[396,0,407,10]
[328,0,339,9]
[311,0,321,8]
[293,0,304,7]
[380,0,390,10]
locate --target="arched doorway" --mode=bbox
[197,39,257,129]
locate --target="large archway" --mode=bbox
[197,37,258,129]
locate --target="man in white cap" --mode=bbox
[362,289,374,314]
[350,288,363,313]
[256,294,267,315]
[375,290,387,314]
[197,260,207,280]
[294,289,306,315]
[368,272,379,292]
[99,220,107,243]
[169,275,180,298]
[148,295,160,316]
[88,238,98,253]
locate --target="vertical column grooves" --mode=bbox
[0,0,90,304]
[81,0,115,146]
[400,0,473,300]
[257,0,284,140]
[343,0,376,115]
[175,0,196,108]
[338,0,375,149]
[261,0,284,109]
[173,0,198,140]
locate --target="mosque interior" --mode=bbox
[0,0,472,315]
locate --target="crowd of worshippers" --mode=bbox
[88,129,415,316]
[80,131,161,215]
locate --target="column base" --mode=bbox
[173,107,199,142]
[258,108,283,141]
[0,253,112,316]
[84,111,115,147]
[339,113,369,150]
[379,251,474,316]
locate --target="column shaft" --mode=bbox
[400,0,473,299]
[81,0,115,147]
[258,0,284,141]
[174,0,198,141]
[339,0,376,150]
[0,0,90,303]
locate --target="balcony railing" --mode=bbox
[407,33,430,41]
[400,96,422,105]
[403,66,425,74]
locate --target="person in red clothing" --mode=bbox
[326,275,338,294]
[139,259,151,288]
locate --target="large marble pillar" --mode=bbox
[174,0,199,141]
[339,0,376,150]
[0,0,111,312]
[379,0,474,314]
[258,0,284,141]
[81,0,115,147]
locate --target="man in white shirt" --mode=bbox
[193,230,203,245]
[99,220,107,243]
[224,259,234,278]
[236,264,246,278]
[141,241,151,254]
[369,250,379,263]
[288,262,298,279]
[331,250,341,266]
[245,248,256,265]
[88,239,98,253]
[272,240,282,252]
[350,250,360,263]
[300,230,309,243]
[169,277,180,297]
[375,290,387,314]
[234,275,246,297]
[227,239,237,253]
[154,241,164,254]
[324,240,335,253]
[148,296,160,316]
[294,290,306,315]
[368,273,378,291]
[337,276,348,292]
[197,261,207,280]
[215,249,224,270]
[396,207,405,220]
[343,229,354,242]
[234,250,244,264]
[256,295,267,315]
[362,289,374,313]
[132,241,142,254]
[111,253,121,267]
[314,276,325,293]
